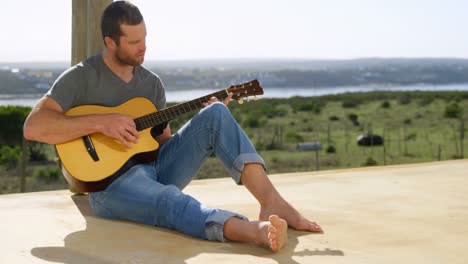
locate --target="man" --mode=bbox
[23,1,322,252]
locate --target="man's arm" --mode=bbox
[23,96,139,148]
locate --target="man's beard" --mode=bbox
[115,48,144,66]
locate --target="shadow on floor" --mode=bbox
[31,194,343,264]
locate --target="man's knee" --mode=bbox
[199,102,230,121]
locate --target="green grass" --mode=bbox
[193,94,468,179]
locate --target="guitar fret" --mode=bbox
[150,115,157,126]
[168,110,175,121]
[141,117,147,128]
[156,114,163,124]
[181,103,186,113]
[145,116,151,127]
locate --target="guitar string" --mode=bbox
[134,89,229,131]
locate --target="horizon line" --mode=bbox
[2,56,468,65]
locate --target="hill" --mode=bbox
[1,58,468,94]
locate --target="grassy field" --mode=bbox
[193,93,467,180]
[1,91,467,194]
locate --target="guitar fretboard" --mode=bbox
[134,89,229,131]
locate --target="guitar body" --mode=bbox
[56,97,160,192]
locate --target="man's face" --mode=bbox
[115,22,147,66]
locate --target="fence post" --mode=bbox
[344,124,349,153]
[461,119,465,159]
[438,144,442,161]
[383,127,387,165]
[20,137,28,193]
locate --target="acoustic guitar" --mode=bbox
[56,79,264,192]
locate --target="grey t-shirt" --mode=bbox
[46,54,166,112]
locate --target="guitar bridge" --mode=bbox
[82,135,99,162]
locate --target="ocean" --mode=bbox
[1,83,467,107]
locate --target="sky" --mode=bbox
[1,0,468,62]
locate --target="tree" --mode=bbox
[0,106,31,146]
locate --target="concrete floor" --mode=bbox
[1,159,467,264]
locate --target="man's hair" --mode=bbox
[101,1,143,46]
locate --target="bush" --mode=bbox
[444,102,463,119]
[403,118,412,125]
[326,145,336,153]
[363,157,378,166]
[405,132,417,141]
[34,166,62,183]
[329,115,340,121]
[399,95,412,105]
[293,101,322,114]
[254,141,266,151]
[28,142,49,162]
[285,131,304,143]
[272,105,289,117]
[418,97,434,106]
[347,113,358,122]
[381,101,391,108]
[243,114,260,128]
[342,99,361,108]
[0,106,31,146]
[0,145,21,170]
[347,113,360,126]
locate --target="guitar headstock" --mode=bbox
[227,79,264,103]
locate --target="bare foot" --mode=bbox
[259,197,323,233]
[256,215,288,252]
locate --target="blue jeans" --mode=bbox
[89,102,266,242]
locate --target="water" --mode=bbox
[1,83,467,107]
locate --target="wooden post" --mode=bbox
[438,144,442,161]
[69,0,112,193]
[344,124,349,153]
[20,137,28,193]
[315,150,320,171]
[72,0,112,66]
[403,126,408,156]
[398,127,402,156]
[461,119,465,159]
[453,122,459,158]
[383,127,387,166]
[387,127,391,160]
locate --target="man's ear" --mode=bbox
[104,36,117,50]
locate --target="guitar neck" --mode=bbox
[135,89,229,131]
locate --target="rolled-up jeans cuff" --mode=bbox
[205,209,249,242]
[230,153,267,185]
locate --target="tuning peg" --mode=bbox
[238,99,244,104]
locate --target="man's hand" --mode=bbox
[202,92,233,107]
[98,113,139,148]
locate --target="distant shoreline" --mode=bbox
[0,93,43,99]
[2,83,468,108]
